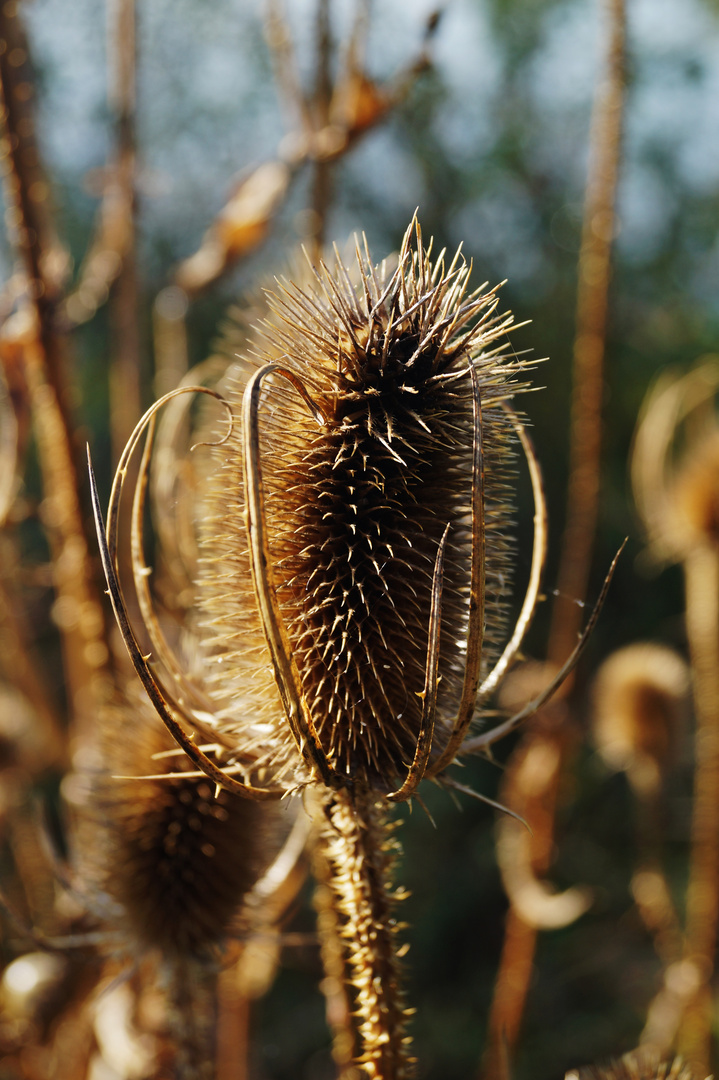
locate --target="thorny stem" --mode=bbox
[310,788,412,1080]
[483,1,626,1074]
[0,4,111,735]
[313,841,360,1078]
[678,546,719,1076]
[164,957,219,1080]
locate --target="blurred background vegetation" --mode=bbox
[2,0,719,1077]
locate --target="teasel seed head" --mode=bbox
[199,217,525,793]
[591,643,689,797]
[77,694,274,961]
[566,1053,698,1080]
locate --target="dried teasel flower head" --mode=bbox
[71,695,280,962]
[591,643,689,797]
[198,217,529,795]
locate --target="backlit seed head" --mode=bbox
[77,696,273,960]
[199,219,527,791]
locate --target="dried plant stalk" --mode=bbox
[483,1,626,1071]
[308,789,411,1079]
[632,365,719,1075]
[96,219,546,1077]
[96,217,620,1074]
[0,4,110,740]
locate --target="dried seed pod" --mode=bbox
[92,217,545,1078]
[198,218,523,793]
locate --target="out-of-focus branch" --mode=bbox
[483,3,626,1075]
[0,3,111,740]
[107,0,141,464]
[308,0,334,258]
[549,0,625,662]
[0,533,67,771]
[62,0,141,466]
[175,5,441,295]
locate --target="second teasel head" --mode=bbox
[199,218,529,794]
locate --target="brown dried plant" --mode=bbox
[90,217,618,1077]
[631,361,719,1077]
[0,0,631,1076]
[591,644,689,968]
[479,0,627,1071]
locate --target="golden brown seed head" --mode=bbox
[200,220,525,791]
[77,698,272,960]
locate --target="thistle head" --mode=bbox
[73,695,278,962]
[198,217,528,795]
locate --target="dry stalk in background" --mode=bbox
[0,3,111,746]
[591,643,689,966]
[175,0,439,296]
[481,1,627,1073]
[632,363,719,1077]
[92,219,615,1076]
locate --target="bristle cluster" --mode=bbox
[199,219,522,790]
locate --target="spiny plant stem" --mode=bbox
[312,841,360,1077]
[311,788,413,1080]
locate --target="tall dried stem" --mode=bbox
[107,0,141,464]
[0,4,111,739]
[678,546,719,1074]
[483,1,626,1073]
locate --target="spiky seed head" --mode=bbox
[199,219,525,792]
[76,697,274,961]
[591,643,689,796]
